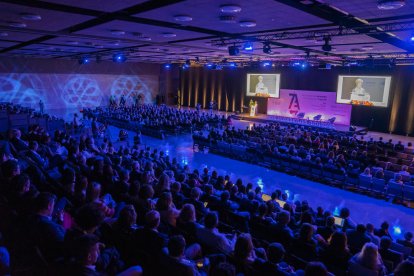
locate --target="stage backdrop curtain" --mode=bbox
[179,66,414,135]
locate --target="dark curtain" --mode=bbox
[179,65,414,135]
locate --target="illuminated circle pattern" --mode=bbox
[61,76,103,109]
[0,74,45,107]
[111,76,152,104]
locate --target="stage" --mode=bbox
[232,113,367,135]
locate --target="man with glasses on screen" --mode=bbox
[350,78,370,102]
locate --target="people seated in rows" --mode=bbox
[348,242,386,276]
[2,103,414,276]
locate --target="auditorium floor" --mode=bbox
[107,125,414,238]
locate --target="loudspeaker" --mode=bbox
[228,46,239,56]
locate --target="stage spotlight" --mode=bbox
[262,61,272,67]
[112,52,127,63]
[322,36,332,52]
[263,42,271,54]
[78,56,90,64]
[164,63,172,69]
[410,33,414,42]
[229,62,237,68]
[205,63,214,69]
[181,63,189,70]
[228,45,240,56]
[243,42,253,51]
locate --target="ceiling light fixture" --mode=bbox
[138,36,151,41]
[174,15,193,22]
[239,20,256,27]
[78,56,91,65]
[362,45,374,50]
[20,13,42,21]
[243,42,253,51]
[228,45,240,56]
[377,0,405,10]
[113,52,127,63]
[110,30,125,35]
[162,32,177,38]
[219,15,237,23]
[109,40,120,46]
[263,42,271,54]
[322,36,332,52]
[8,21,27,28]
[220,4,242,13]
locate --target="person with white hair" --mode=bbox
[350,78,370,102]
[255,75,269,95]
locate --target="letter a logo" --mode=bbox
[288,93,300,115]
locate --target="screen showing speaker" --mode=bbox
[336,75,391,107]
[246,73,280,98]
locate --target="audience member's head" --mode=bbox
[356,224,366,233]
[404,231,413,242]
[356,242,381,270]
[393,260,414,276]
[74,203,105,233]
[168,235,186,258]
[234,233,254,261]
[267,243,286,263]
[339,207,350,219]
[379,236,392,250]
[304,262,328,276]
[179,203,196,223]
[204,211,219,229]
[34,192,56,216]
[209,262,236,276]
[299,223,314,241]
[277,210,290,226]
[117,205,137,228]
[145,210,160,230]
[329,231,348,252]
[73,234,100,265]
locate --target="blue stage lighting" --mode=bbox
[205,63,214,69]
[243,42,253,51]
[262,61,272,67]
[393,225,402,236]
[78,56,90,65]
[112,53,127,63]
[164,63,171,69]
[410,35,414,42]
[229,62,237,68]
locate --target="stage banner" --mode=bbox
[267,89,352,125]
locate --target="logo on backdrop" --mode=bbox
[288,93,300,115]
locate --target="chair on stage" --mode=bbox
[297,112,305,119]
[327,117,336,124]
[313,114,322,121]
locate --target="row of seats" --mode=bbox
[194,138,414,203]
[359,175,414,201]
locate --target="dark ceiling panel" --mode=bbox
[0,0,412,64]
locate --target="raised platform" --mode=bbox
[232,113,367,135]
